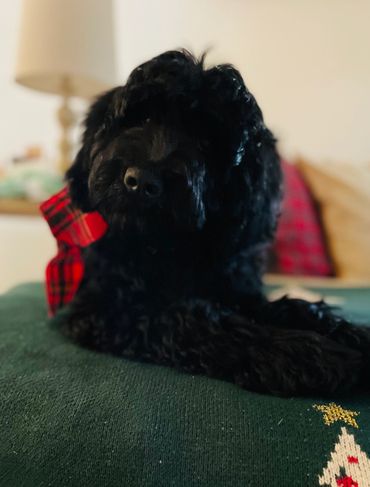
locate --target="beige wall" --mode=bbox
[1,0,370,164]
[115,0,370,164]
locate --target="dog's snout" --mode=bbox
[124,167,162,199]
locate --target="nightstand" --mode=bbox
[0,200,55,293]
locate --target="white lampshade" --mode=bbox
[15,0,117,98]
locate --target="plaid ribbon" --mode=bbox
[40,186,108,316]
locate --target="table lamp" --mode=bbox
[15,0,117,173]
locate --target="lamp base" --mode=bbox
[57,91,75,174]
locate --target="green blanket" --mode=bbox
[0,283,369,486]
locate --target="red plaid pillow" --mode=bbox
[40,187,108,316]
[270,161,333,276]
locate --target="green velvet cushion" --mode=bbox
[1,283,369,486]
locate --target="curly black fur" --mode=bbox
[64,50,370,397]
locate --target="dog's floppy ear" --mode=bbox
[203,64,281,247]
[65,148,87,211]
[66,87,125,211]
[203,64,267,167]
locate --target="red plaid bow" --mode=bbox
[40,186,108,316]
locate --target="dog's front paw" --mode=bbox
[62,308,114,353]
[246,329,363,397]
[330,323,370,386]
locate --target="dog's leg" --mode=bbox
[64,293,366,396]
[155,299,364,396]
[253,297,370,354]
[239,296,370,389]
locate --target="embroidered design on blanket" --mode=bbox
[313,403,360,429]
[313,403,370,486]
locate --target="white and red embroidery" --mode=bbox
[318,427,370,487]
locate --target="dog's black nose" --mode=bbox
[124,167,162,199]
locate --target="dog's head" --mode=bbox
[67,50,281,246]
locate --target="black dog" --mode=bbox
[64,50,370,396]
